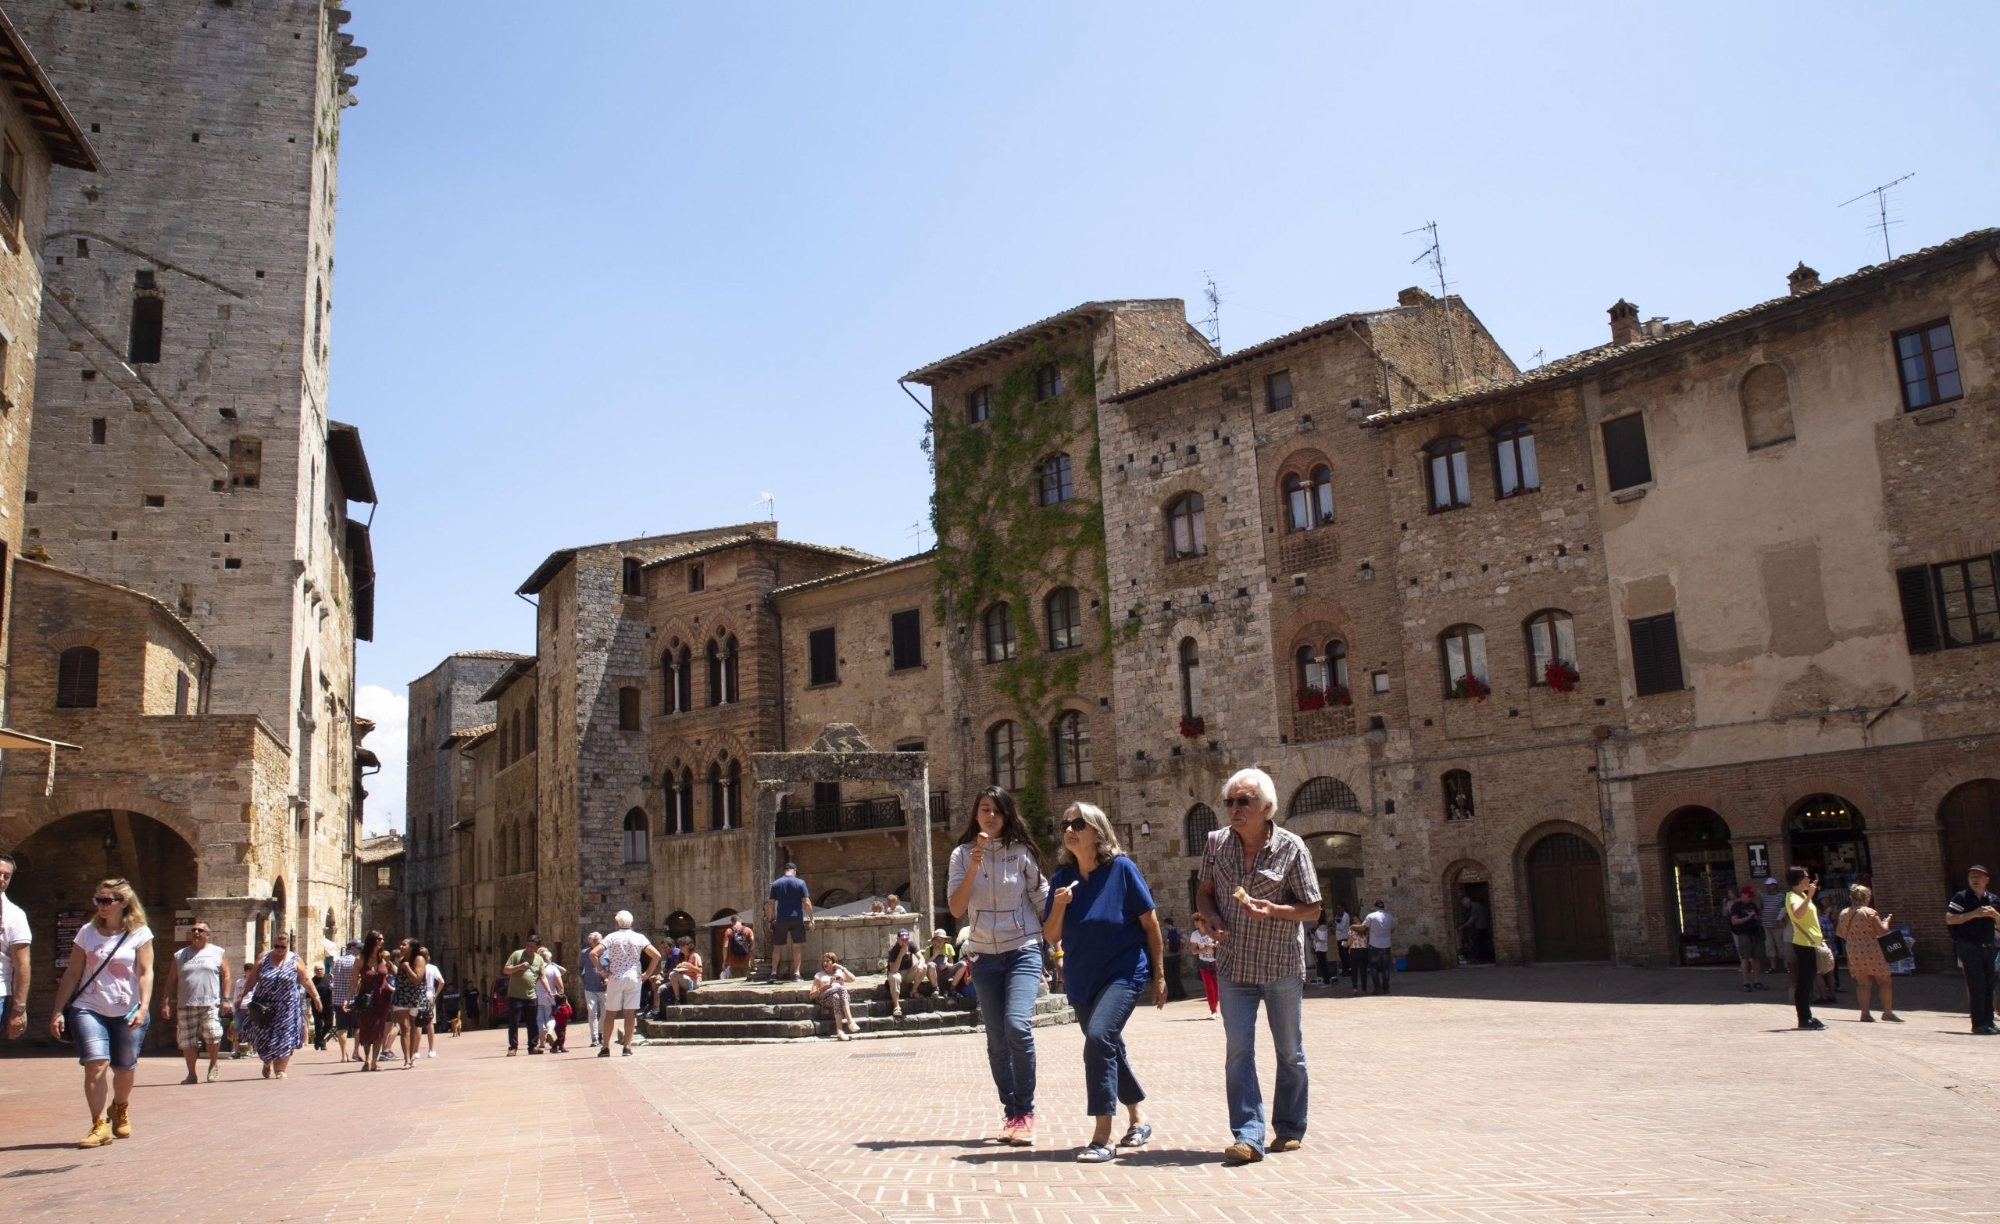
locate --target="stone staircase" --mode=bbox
[638,974,1074,1044]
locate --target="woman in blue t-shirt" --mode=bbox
[1043,802,1165,1164]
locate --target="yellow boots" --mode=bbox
[79,1115,113,1148]
[79,1102,130,1147]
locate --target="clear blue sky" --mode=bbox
[338,2,2000,831]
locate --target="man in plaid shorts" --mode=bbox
[159,921,232,1083]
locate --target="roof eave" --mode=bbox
[0,8,98,172]
[326,422,377,504]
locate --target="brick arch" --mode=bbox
[1,788,204,858]
[1725,347,1801,398]
[653,738,700,781]
[1908,752,2000,822]
[655,622,697,652]
[1771,775,1875,828]
[1511,819,1610,963]
[1512,819,1605,867]
[41,629,108,654]
[1272,445,1335,484]
[1637,783,1738,844]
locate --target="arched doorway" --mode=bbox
[1661,807,1736,965]
[7,809,198,1025]
[1940,780,2000,888]
[1786,795,1870,890]
[1445,862,1494,964]
[1288,777,1361,823]
[1525,831,1611,961]
[1300,832,1363,924]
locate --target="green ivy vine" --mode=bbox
[925,345,1134,847]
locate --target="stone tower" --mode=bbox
[11,0,375,944]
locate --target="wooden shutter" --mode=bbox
[1895,565,1941,655]
[1602,415,1653,491]
[1630,613,1684,696]
[808,627,837,686]
[890,610,922,670]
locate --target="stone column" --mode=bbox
[751,773,787,952]
[900,766,934,931]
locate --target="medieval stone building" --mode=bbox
[0,0,376,1011]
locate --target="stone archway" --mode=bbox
[1441,858,1495,964]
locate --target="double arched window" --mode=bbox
[707,758,742,830]
[1179,638,1202,719]
[662,643,691,714]
[56,646,99,708]
[1440,624,1488,696]
[988,720,1024,789]
[667,768,694,835]
[1038,454,1074,506]
[1525,609,1576,686]
[1295,639,1348,698]
[1426,437,1470,511]
[1053,711,1093,786]
[706,635,738,706]
[984,603,1017,662]
[1167,493,1207,560]
[623,808,650,863]
[1283,465,1334,531]
[1045,588,1081,651]
[1492,421,1539,497]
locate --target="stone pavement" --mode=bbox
[4,967,1998,1222]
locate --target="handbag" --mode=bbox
[57,927,133,1045]
[1877,928,1914,964]
[1814,942,1835,975]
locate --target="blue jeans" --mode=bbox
[1072,979,1145,1118]
[968,945,1042,1117]
[1368,946,1394,993]
[71,1008,151,1070]
[1217,972,1307,1153]
[507,997,537,1049]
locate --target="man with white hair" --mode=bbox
[597,910,662,1058]
[1197,766,1321,1165]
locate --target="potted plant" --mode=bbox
[1179,715,1206,738]
[1324,683,1352,707]
[1543,659,1580,693]
[1450,674,1490,702]
[1295,685,1327,711]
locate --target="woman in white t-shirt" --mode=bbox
[1188,913,1219,1018]
[47,878,156,1149]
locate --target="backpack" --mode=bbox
[727,926,751,957]
[1164,927,1184,954]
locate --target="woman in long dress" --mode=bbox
[351,931,394,1070]
[244,931,314,1078]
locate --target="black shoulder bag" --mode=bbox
[57,928,134,1045]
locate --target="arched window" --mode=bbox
[725,758,743,828]
[1739,363,1794,450]
[1295,640,1348,701]
[56,646,99,708]
[1185,803,1217,849]
[1440,624,1488,697]
[708,763,724,830]
[1167,493,1207,560]
[662,647,681,714]
[1045,588,1081,651]
[983,603,1017,662]
[1442,769,1475,821]
[1053,711,1093,786]
[1426,437,1471,511]
[1289,776,1361,819]
[1492,422,1540,497]
[510,712,523,761]
[669,768,694,835]
[1034,362,1063,401]
[1179,638,1202,720]
[1284,467,1335,531]
[623,808,649,864]
[1038,454,1074,506]
[1310,465,1334,525]
[722,635,739,703]
[706,639,722,707]
[675,645,691,712]
[1525,609,1577,686]
[526,696,537,752]
[987,720,1023,789]
[966,384,992,424]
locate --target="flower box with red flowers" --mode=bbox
[1543,659,1580,693]
[1295,686,1325,711]
[1179,715,1206,738]
[1450,675,1491,702]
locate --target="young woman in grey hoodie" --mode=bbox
[947,786,1049,1146]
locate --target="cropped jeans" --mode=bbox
[968,945,1042,1118]
[1217,971,1307,1154]
[1071,979,1145,1118]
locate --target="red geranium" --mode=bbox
[1451,675,1491,702]
[1543,659,1580,693]
[1179,715,1206,738]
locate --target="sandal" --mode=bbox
[1118,1123,1153,1148]
[1882,1012,1904,1022]
[1075,1143,1116,1164]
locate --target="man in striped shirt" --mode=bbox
[328,938,360,1063]
[1198,766,1321,1166]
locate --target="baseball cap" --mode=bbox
[897,928,911,939]
[346,938,362,948]
[1971,864,1991,875]
[1764,877,1779,885]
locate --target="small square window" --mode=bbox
[687,563,705,592]
[1033,362,1062,402]
[807,626,838,686]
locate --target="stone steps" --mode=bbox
[638,975,1074,1044]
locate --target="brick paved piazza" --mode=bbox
[3,967,1997,1223]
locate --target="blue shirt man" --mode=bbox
[766,864,814,981]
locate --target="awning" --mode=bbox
[0,727,82,797]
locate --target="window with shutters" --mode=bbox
[1426,437,1471,510]
[1045,587,1081,651]
[807,626,838,686]
[1266,370,1294,412]
[1492,422,1540,497]
[56,647,99,708]
[1898,557,1999,653]
[618,686,641,730]
[966,384,992,423]
[890,609,923,670]
[1893,320,1961,411]
[1602,414,1653,491]
[1167,493,1208,559]
[175,671,191,715]
[1629,612,1685,696]
[1034,362,1063,401]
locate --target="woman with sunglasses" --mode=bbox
[48,879,154,1148]
[242,929,316,1078]
[1043,804,1164,1163]
[947,785,1049,1146]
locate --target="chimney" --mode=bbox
[1397,286,1434,307]
[1608,299,1641,346]
[1787,262,1821,296]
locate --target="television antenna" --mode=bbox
[1404,220,1465,392]
[753,492,775,521]
[1197,272,1221,350]
[1839,172,1915,262]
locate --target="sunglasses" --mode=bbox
[1063,817,1091,832]
[190,929,210,936]
[1222,796,1260,809]
[92,895,119,906]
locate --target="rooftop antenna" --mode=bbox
[753,492,775,522]
[1530,347,1547,370]
[1839,172,1915,262]
[1197,272,1221,350]
[1405,220,1465,392]
[906,520,930,550]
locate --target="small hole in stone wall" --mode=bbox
[23,491,35,503]
[81,370,96,381]
[191,133,201,142]
[1480,564,1488,572]
[110,531,118,540]
[90,123,100,133]
[255,270,264,278]
[224,558,241,569]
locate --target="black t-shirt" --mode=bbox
[1947,888,2000,945]
[1726,899,1761,932]
[884,941,918,973]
